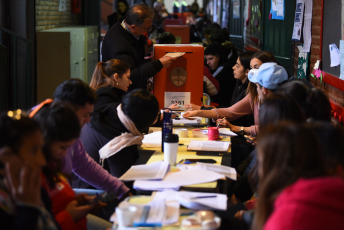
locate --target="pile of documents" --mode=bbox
[119,161,237,191]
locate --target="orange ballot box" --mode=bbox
[153,44,204,110]
[165,25,190,44]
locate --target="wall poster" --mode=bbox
[270,0,285,20]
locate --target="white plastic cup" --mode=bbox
[163,133,179,166]
[115,206,137,228]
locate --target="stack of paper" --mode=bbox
[196,162,237,181]
[187,140,230,152]
[133,167,225,191]
[111,195,180,226]
[119,161,170,181]
[153,190,227,211]
[142,131,161,148]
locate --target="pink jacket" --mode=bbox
[264,177,344,230]
[213,94,259,136]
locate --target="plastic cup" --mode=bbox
[115,206,137,228]
[208,127,219,140]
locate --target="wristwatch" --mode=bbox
[239,127,245,136]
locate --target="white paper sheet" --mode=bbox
[329,44,340,67]
[142,131,161,148]
[302,0,313,52]
[218,128,238,136]
[163,168,225,186]
[153,190,227,211]
[340,40,344,80]
[196,162,237,181]
[120,161,169,181]
[292,0,305,41]
[133,180,180,191]
[187,140,230,152]
[165,52,185,58]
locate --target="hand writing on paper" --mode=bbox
[216,118,230,128]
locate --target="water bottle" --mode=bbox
[161,109,172,152]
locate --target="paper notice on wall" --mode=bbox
[292,0,305,41]
[342,0,344,39]
[270,0,285,20]
[164,92,190,108]
[302,0,313,52]
[59,0,66,11]
[340,40,344,79]
[329,44,340,67]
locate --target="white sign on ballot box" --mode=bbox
[164,92,190,108]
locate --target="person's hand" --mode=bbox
[75,193,95,206]
[182,111,198,119]
[65,200,93,222]
[216,118,230,128]
[159,55,177,68]
[168,103,180,110]
[234,210,245,220]
[4,153,42,206]
[183,104,201,111]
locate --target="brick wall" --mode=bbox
[294,0,344,110]
[36,0,73,31]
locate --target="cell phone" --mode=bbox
[184,159,217,164]
[90,192,117,205]
[196,151,227,156]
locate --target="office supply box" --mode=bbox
[153,44,204,109]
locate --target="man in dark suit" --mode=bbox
[102,4,176,90]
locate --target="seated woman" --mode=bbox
[90,58,132,109]
[79,89,159,180]
[33,102,112,230]
[184,51,278,137]
[0,110,58,229]
[253,123,344,230]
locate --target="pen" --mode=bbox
[132,222,162,227]
[190,195,217,200]
[216,117,226,128]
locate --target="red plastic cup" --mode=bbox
[208,127,219,140]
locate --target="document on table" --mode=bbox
[163,168,225,186]
[196,162,237,181]
[187,140,230,152]
[133,168,225,190]
[173,117,202,125]
[142,131,161,148]
[153,190,227,211]
[111,195,180,225]
[120,161,170,181]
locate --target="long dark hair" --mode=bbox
[253,123,325,230]
[121,89,159,132]
[33,102,80,188]
[259,94,305,130]
[90,59,130,91]
[248,51,277,104]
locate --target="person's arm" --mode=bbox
[71,140,130,200]
[214,94,253,120]
[182,109,218,119]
